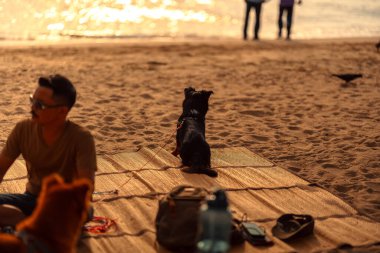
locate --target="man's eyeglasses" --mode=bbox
[29,94,64,110]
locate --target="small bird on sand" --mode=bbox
[376,41,380,52]
[332,73,363,83]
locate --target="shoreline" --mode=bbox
[0,36,378,48]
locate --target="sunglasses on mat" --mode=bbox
[29,94,64,110]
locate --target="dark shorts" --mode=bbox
[0,192,37,216]
[0,192,94,221]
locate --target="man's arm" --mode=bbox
[1,121,23,183]
[77,167,95,194]
[0,152,15,183]
[76,131,97,195]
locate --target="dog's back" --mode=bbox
[179,117,210,168]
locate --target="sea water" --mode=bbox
[0,0,379,41]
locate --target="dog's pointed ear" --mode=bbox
[184,87,195,98]
[43,173,64,190]
[74,181,91,201]
[204,90,213,99]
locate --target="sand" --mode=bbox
[0,37,379,223]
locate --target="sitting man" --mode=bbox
[0,74,97,227]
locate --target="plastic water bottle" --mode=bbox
[197,188,232,253]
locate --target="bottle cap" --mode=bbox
[208,189,228,209]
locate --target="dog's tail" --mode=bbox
[190,149,218,178]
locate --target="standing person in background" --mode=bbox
[278,0,302,40]
[243,0,266,40]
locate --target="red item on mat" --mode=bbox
[83,216,116,234]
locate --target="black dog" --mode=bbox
[172,87,217,177]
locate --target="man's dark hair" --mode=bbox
[38,74,77,110]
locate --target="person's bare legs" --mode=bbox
[0,204,26,226]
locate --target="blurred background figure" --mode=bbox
[278,0,302,40]
[243,0,267,40]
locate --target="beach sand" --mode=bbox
[0,38,379,223]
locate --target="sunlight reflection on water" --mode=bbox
[0,0,379,40]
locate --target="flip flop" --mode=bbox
[271,214,314,241]
[230,218,245,246]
